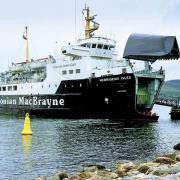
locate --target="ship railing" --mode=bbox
[9,56,54,71]
[155,94,180,107]
[1,77,45,85]
[77,36,116,43]
[135,69,164,76]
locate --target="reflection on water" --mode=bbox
[22,135,33,179]
[22,135,32,155]
[0,105,179,179]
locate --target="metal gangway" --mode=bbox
[155,95,180,107]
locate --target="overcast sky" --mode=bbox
[1,0,180,80]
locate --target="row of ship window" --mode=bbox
[62,69,80,75]
[81,43,115,50]
[0,85,17,91]
[0,84,58,91]
[0,82,101,92]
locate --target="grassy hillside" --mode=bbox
[160,80,180,97]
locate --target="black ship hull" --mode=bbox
[0,73,157,121]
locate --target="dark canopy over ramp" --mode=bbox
[123,34,179,61]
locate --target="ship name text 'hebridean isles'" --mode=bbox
[99,76,132,82]
[0,96,65,107]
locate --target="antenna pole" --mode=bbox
[85,6,90,39]
[25,27,30,63]
[74,0,77,42]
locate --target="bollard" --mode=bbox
[21,113,32,135]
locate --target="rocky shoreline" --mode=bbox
[35,144,180,180]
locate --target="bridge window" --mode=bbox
[81,43,91,48]
[92,44,96,48]
[86,44,91,48]
[103,45,109,50]
[97,44,103,49]
[109,46,115,50]
[81,44,86,47]
[76,69,80,73]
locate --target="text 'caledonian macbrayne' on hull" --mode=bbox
[0,96,65,107]
[0,6,179,120]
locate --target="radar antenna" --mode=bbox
[83,5,99,39]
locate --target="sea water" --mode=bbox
[0,105,180,180]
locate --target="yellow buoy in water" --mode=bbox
[21,113,32,135]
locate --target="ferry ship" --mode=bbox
[0,6,179,119]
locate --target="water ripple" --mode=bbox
[0,105,180,179]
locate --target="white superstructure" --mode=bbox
[0,6,133,96]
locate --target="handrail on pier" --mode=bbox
[155,95,180,107]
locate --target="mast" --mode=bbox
[83,5,99,39]
[23,26,30,63]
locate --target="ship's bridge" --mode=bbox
[77,36,116,47]
[61,36,117,59]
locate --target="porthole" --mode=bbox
[76,69,80,73]
[13,86,17,91]
[8,86,12,91]
[62,70,67,75]
[69,70,73,74]
[2,86,6,91]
